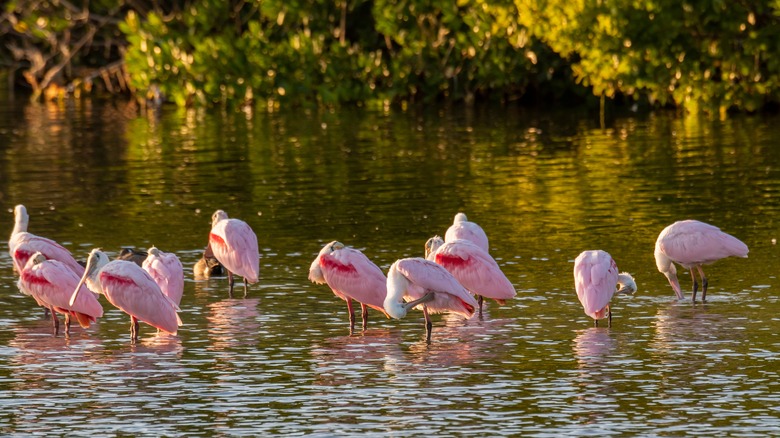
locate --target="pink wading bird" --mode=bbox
[18,252,103,336]
[444,212,489,253]
[70,249,181,342]
[655,220,749,302]
[573,250,637,327]
[142,246,185,307]
[425,236,515,314]
[209,210,260,297]
[308,241,389,333]
[8,204,84,276]
[384,258,478,343]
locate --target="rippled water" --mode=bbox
[0,98,779,435]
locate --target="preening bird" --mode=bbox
[425,236,515,313]
[70,249,181,342]
[573,250,636,327]
[8,204,83,277]
[142,246,185,307]
[17,252,103,336]
[208,210,260,297]
[655,220,749,301]
[308,241,388,333]
[385,257,478,343]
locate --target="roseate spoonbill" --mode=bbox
[70,249,181,342]
[655,220,749,302]
[444,212,489,253]
[142,246,184,306]
[209,210,260,297]
[193,243,224,279]
[308,241,388,333]
[385,258,478,343]
[17,252,103,336]
[117,248,148,266]
[425,236,516,314]
[573,250,636,327]
[8,204,83,276]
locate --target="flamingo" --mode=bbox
[193,242,224,279]
[116,248,148,266]
[573,250,637,327]
[425,236,516,314]
[142,246,185,306]
[17,252,103,336]
[655,220,749,302]
[384,257,478,343]
[308,241,388,333]
[8,204,83,276]
[208,210,260,297]
[70,249,181,341]
[444,212,489,253]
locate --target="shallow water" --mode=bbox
[0,98,779,435]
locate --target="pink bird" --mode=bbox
[142,246,185,306]
[8,204,84,277]
[209,210,260,297]
[425,236,515,314]
[444,212,489,253]
[385,257,478,343]
[655,220,749,302]
[308,241,388,333]
[70,249,181,342]
[17,252,103,336]
[573,250,637,327]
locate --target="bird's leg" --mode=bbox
[227,270,235,298]
[690,268,699,302]
[697,266,708,302]
[43,307,50,319]
[64,314,71,337]
[594,319,599,327]
[361,303,368,332]
[478,295,484,317]
[49,305,59,336]
[607,306,612,328]
[347,299,356,334]
[243,277,249,298]
[130,316,139,342]
[423,305,432,344]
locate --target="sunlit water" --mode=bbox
[0,97,779,435]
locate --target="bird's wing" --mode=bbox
[210,219,260,283]
[395,258,477,318]
[320,248,387,312]
[20,260,103,318]
[100,261,180,334]
[574,251,618,316]
[434,241,516,301]
[659,221,749,266]
[12,234,84,276]
[143,252,185,306]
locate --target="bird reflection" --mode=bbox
[206,298,261,353]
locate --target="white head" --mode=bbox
[654,243,683,300]
[384,260,434,319]
[308,241,344,284]
[453,212,467,224]
[424,236,444,260]
[22,251,47,272]
[617,272,638,295]
[147,246,161,257]
[70,248,110,305]
[211,210,229,228]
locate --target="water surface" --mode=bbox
[0,99,779,435]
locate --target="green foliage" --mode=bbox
[515,0,780,113]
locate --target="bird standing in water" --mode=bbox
[385,257,478,343]
[573,250,636,327]
[70,249,181,342]
[208,210,260,297]
[309,241,389,333]
[444,212,489,253]
[655,220,748,302]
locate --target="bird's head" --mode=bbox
[211,210,229,227]
[424,236,444,260]
[617,272,637,295]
